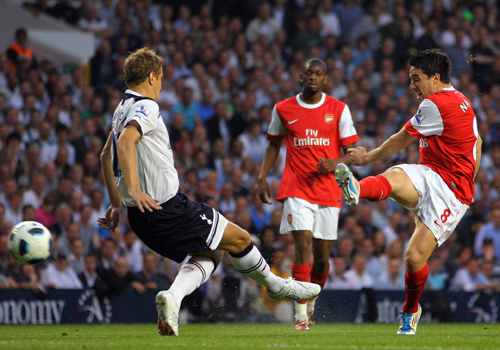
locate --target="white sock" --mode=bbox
[230,244,284,293]
[168,256,216,306]
[307,296,318,312]
[295,302,307,320]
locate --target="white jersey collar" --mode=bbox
[125,89,143,96]
[296,92,326,109]
[440,86,455,92]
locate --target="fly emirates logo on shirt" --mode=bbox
[293,129,331,147]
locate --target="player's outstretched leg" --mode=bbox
[229,242,320,301]
[397,304,422,335]
[335,163,360,206]
[157,256,217,336]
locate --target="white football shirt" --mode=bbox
[111,89,179,207]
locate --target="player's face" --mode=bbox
[152,68,163,101]
[300,64,328,94]
[409,66,436,101]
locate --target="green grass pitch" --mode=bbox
[0,323,499,350]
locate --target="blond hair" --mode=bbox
[124,48,163,87]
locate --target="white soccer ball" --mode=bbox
[8,221,52,265]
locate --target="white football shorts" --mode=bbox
[390,164,469,246]
[279,197,340,240]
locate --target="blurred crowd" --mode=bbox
[1,0,500,322]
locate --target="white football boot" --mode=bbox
[156,291,180,336]
[397,304,422,335]
[266,277,320,301]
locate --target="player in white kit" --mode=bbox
[335,49,482,334]
[98,48,320,336]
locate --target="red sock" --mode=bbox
[359,175,392,202]
[402,264,429,314]
[292,263,311,304]
[310,264,330,291]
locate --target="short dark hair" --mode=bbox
[408,49,452,84]
[304,58,327,73]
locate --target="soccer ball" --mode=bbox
[8,221,52,265]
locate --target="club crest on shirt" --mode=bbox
[135,106,151,119]
[287,214,292,224]
[414,109,426,125]
[324,114,334,124]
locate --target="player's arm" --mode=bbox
[99,132,122,231]
[349,126,417,166]
[116,121,162,213]
[258,139,283,204]
[317,143,356,173]
[473,135,482,181]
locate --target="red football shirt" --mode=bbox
[405,87,478,204]
[267,93,359,207]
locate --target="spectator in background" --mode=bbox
[97,238,119,273]
[245,2,279,44]
[474,207,500,258]
[67,238,85,274]
[36,195,57,228]
[54,222,81,257]
[427,256,448,291]
[78,4,110,49]
[97,256,136,297]
[22,173,46,209]
[49,203,73,238]
[170,88,198,131]
[4,255,41,292]
[450,258,497,292]
[40,252,83,289]
[324,256,350,290]
[376,257,404,290]
[78,204,100,252]
[6,28,34,72]
[78,253,99,289]
[196,87,215,123]
[90,40,115,93]
[121,230,143,274]
[133,252,170,293]
[0,234,10,273]
[48,0,79,26]
[238,119,267,164]
[344,253,374,290]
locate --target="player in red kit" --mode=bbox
[258,58,359,331]
[335,49,482,335]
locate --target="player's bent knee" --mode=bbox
[404,249,425,271]
[217,222,252,254]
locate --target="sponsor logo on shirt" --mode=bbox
[293,129,331,147]
[293,137,331,147]
[414,109,426,125]
[324,114,334,124]
[135,106,151,118]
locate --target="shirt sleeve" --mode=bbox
[125,100,160,136]
[338,105,359,146]
[266,105,286,141]
[405,98,443,137]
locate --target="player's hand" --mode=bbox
[129,188,162,213]
[348,146,369,166]
[98,206,121,231]
[317,157,338,174]
[257,178,272,204]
